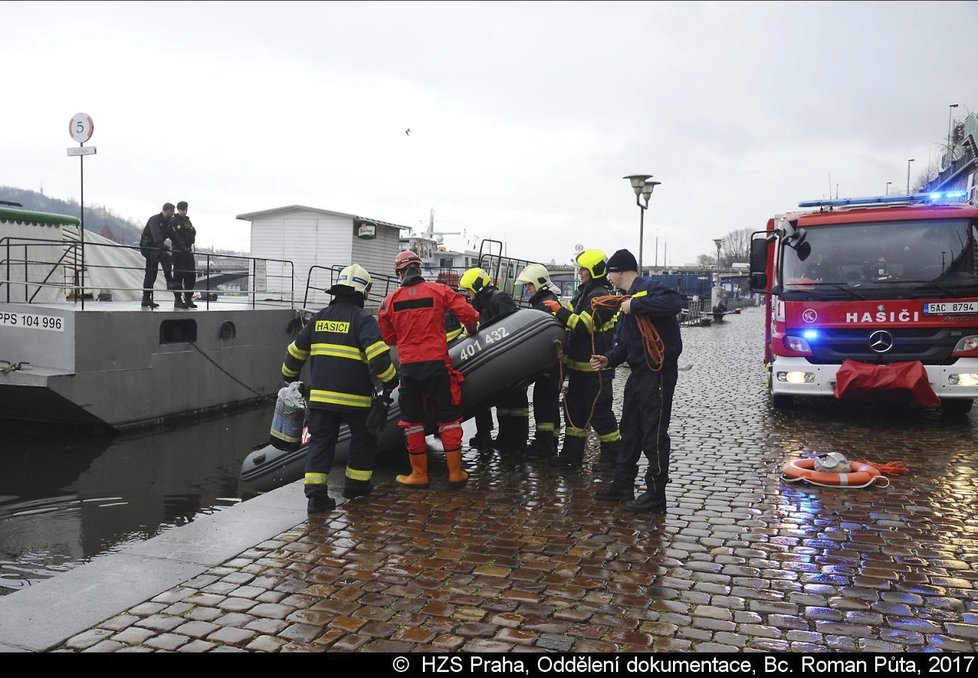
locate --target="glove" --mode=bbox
[542,300,561,313]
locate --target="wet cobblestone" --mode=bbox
[55,308,978,651]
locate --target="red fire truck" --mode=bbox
[749,189,978,415]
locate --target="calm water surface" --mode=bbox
[0,403,277,594]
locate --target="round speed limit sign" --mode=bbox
[69,113,94,143]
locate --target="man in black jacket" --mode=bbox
[282,264,398,514]
[590,249,683,514]
[139,203,175,308]
[169,201,197,309]
[459,267,527,455]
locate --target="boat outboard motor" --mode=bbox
[269,381,306,451]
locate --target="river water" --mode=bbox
[0,404,279,595]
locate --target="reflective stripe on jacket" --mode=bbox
[282,297,397,411]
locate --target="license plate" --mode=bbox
[924,301,978,315]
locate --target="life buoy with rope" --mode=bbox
[782,457,909,488]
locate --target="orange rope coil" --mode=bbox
[591,295,665,372]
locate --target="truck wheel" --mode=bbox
[771,393,794,409]
[941,398,974,416]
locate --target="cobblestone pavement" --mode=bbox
[60,308,978,652]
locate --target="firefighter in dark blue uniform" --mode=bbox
[591,249,683,513]
[459,267,528,455]
[514,263,563,459]
[540,249,621,470]
[282,264,398,514]
[169,201,197,309]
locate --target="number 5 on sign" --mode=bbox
[69,113,94,143]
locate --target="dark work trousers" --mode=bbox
[304,407,376,499]
[612,361,679,500]
[141,247,173,293]
[494,385,529,452]
[398,361,458,425]
[531,369,561,439]
[474,408,494,436]
[560,370,619,462]
[172,250,196,300]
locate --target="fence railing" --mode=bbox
[1,237,295,310]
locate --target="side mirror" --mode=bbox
[749,236,769,291]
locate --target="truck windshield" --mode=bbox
[781,218,978,299]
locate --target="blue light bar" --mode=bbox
[799,192,970,208]
[802,329,819,341]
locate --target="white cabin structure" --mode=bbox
[236,205,408,308]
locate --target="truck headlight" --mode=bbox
[784,336,812,354]
[948,373,978,387]
[952,336,978,354]
[777,371,815,384]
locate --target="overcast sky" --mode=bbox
[3,1,976,266]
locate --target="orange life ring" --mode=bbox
[782,458,884,488]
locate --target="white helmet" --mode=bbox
[515,263,555,293]
[330,264,372,295]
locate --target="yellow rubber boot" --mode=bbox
[445,450,469,488]
[396,453,429,488]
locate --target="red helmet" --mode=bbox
[394,250,423,273]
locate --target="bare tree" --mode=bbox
[722,228,753,266]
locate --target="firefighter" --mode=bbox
[540,249,621,470]
[514,263,562,459]
[458,267,528,455]
[379,251,479,488]
[282,264,398,514]
[590,249,683,513]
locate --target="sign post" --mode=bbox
[67,113,96,308]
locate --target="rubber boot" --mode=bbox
[525,435,555,459]
[396,453,429,488]
[306,491,336,515]
[141,291,158,309]
[445,450,469,488]
[184,292,198,309]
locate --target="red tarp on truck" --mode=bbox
[833,359,941,408]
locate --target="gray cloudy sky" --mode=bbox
[3,1,976,266]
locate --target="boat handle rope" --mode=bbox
[189,342,274,402]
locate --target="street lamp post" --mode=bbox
[623,175,661,273]
[906,158,915,195]
[712,238,723,311]
[885,181,892,195]
[947,103,960,167]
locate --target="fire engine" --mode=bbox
[749,188,978,415]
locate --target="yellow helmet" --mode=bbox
[515,263,555,292]
[330,264,372,295]
[575,249,607,278]
[459,267,492,295]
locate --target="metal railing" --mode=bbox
[1,237,295,310]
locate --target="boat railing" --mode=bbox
[302,265,403,315]
[0,236,296,310]
[476,239,549,308]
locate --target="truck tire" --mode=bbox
[941,398,974,416]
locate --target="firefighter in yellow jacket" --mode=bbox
[282,264,398,514]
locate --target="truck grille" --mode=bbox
[794,326,978,365]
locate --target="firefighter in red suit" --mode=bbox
[378,251,480,488]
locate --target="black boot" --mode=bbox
[141,292,158,309]
[342,479,372,500]
[592,440,621,472]
[174,292,188,309]
[595,482,634,501]
[469,432,493,450]
[550,438,584,469]
[623,489,666,513]
[184,293,198,309]
[306,492,336,514]
[525,436,556,459]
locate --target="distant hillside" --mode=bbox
[0,186,245,255]
[0,185,143,245]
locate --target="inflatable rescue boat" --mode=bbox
[241,308,564,492]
